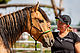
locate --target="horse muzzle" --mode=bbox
[42,36,54,47]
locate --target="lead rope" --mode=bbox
[34,30,52,51]
[29,22,37,51]
[28,8,38,51]
[35,40,37,51]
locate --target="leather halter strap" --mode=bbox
[28,8,51,41]
[28,8,51,51]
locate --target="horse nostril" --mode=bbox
[51,39,54,43]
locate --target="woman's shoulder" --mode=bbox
[69,32,79,37]
[69,32,80,42]
[68,32,78,38]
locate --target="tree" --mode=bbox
[0,0,10,4]
[77,21,80,26]
[51,21,56,25]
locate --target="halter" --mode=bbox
[28,8,51,50]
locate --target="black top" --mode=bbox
[51,32,80,53]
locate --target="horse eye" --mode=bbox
[39,19,44,23]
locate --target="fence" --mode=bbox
[11,31,80,53]
[11,40,43,53]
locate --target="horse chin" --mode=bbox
[42,42,53,48]
[43,42,48,48]
[42,38,54,47]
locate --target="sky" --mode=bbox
[0,0,80,25]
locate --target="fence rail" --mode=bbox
[0,4,52,8]
[16,41,41,43]
[11,48,41,51]
[11,40,43,53]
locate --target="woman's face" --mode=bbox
[57,20,68,32]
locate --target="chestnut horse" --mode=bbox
[0,3,54,53]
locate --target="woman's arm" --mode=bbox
[75,42,80,53]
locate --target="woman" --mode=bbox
[49,15,80,53]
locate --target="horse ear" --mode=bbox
[34,2,39,12]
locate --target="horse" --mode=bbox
[0,3,54,53]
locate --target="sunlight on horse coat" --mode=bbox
[0,3,54,53]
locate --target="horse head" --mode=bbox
[27,2,54,47]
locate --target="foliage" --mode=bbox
[13,35,51,53]
[0,0,10,4]
[77,21,80,26]
[44,50,51,53]
[51,21,56,25]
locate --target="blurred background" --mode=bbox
[0,0,80,53]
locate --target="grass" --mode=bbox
[13,35,51,53]
[15,50,51,53]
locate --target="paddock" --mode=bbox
[0,0,80,53]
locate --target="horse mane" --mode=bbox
[0,6,50,51]
[38,7,50,22]
[0,7,29,50]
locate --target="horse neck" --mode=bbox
[0,7,33,53]
[1,7,29,45]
